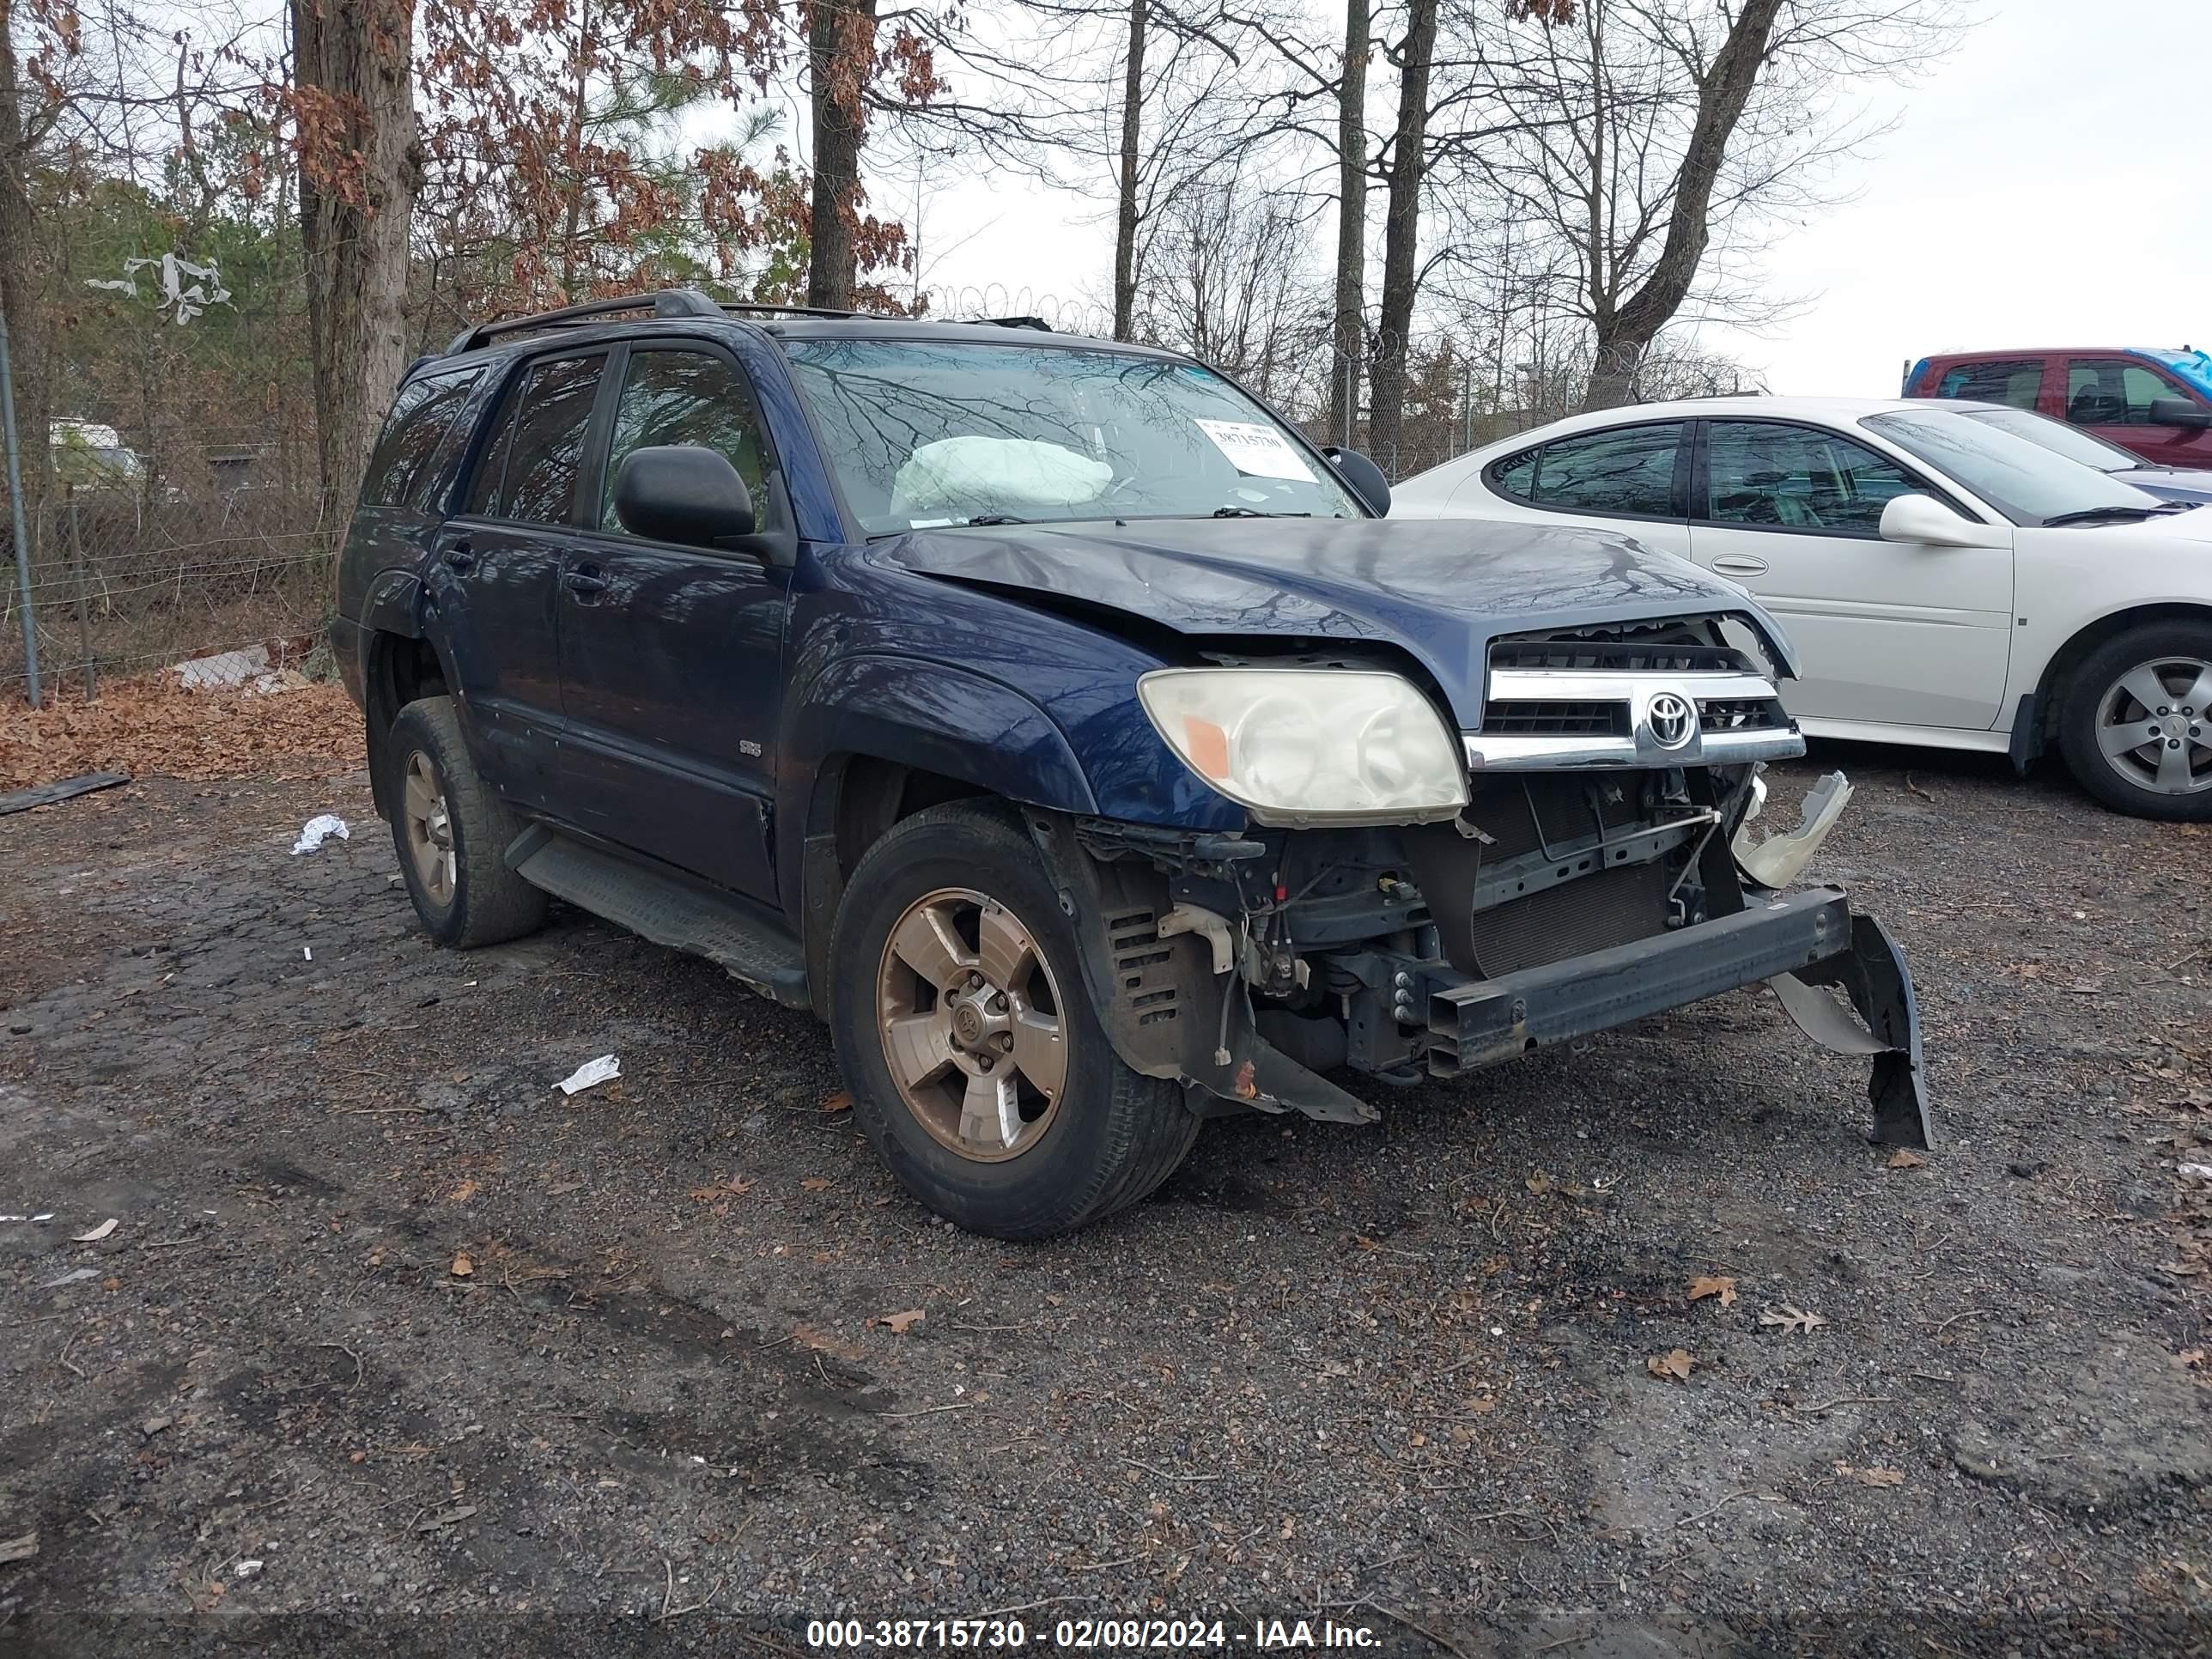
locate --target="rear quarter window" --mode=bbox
[362,368,481,511]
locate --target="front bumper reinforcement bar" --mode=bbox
[1421,885,1931,1148]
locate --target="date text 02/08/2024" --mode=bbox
[804,1617,1383,1650]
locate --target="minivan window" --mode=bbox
[1519,424,1682,517]
[600,350,771,534]
[362,368,479,509]
[465,355,605,524]
[1704,422,1916,535]
[1862,409,2161,526]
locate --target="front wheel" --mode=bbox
[383,696,549,946]
[2057,623,2212,820]
[828,801,1200,1239]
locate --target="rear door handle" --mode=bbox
[1711,555,1770,577]
[442,542,476,574]
[564,566,609,598]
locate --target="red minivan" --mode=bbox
[1903,347,2212,469]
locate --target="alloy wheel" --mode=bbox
[874,887,1067,1162]
[402,750,459,904]
[2094,656,2212,797]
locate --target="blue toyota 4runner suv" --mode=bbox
[332,290,1931,1238]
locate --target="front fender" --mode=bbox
[782,655,1100,817]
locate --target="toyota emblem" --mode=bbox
[1645,691,1697,750]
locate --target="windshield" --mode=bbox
[1954,405,2141,473]
[2145,347,2212,402]
[1859,410,2164,526]
[783,338,1363,534]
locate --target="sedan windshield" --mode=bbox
[1860,409,2165,526]
[1952,405,2142,474]
[783,338,1363,534]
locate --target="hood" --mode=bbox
[2123,468,2212,504]
[871,516,1796,728]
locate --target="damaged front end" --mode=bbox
[1027,620,1932,1149]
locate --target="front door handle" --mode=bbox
[1711,555,1770,577]
[563,566,609,598]
[442,541,476,574]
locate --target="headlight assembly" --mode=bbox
[1138,667,1468,825]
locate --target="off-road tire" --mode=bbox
[2057,621,2212,822]
[384,696,549,947]
[828,800,1200,1239]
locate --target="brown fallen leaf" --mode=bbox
[1834,1462,1905,1488]
[2178,1348,2206,1370]
[1759,1304,1826,1335]
[0,1531,37,1565]
[800,1177,832,1192]
[821,1091,854,1115]
[1645,1348,1694,1382]
[448,1179,481,1203]
[545,1180,585,1197]
[1525,1170,1553,1195]
[1886,1150,1927,1170]
[1687,1274,1738,1307]
[882,1309,925,1334]
[449,1252,474,1279]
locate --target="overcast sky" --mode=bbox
[900,0,2211,397]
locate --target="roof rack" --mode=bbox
[964,315,1054,331]
[443,288,860,355]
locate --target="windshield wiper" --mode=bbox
[963,514,1029,526]
[1210,505,1312,519]
[2041,503,2191,527]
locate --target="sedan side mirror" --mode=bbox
[1878,492,2009,550]
[1322,446,1391,517]
[2148,398,2212,431]
[614,445,756,548]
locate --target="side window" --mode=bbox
[2067,357,2189,427]
[1524,424,1682,517]
[1704,422,1917,536]
[463,354,605,523]
[599,349,773,535]
[361,369,479,508]
[1933,358,2042,410]
[1488,448,1538,501]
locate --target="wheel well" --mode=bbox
[2037,604,2212,740]
[832,755,988,881]
[364,632,450,816]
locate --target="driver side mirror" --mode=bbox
[2148,398,2212,431]
[1879,492,2009,550]
[1322,446,1391,517]
[614,444,756,549]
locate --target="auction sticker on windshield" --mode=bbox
[1194,419,1316,482]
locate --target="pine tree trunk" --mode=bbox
[1364,0,1435,470]
[1110,0,1149,342]
[292,0,422,535]
[807,0,879,311]
[1326,0,1369,447]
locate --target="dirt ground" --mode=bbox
[2,743,2209,1657]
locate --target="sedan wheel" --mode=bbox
[876,886,1067,1162]
[2093,654,2212,799]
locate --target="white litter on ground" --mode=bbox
[2181,1163,2212,1181]
[556,1054,621,1096]
[171,644,270,691]
[73,1218,118,1242]
[291,815,349,856]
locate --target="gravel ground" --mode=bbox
[1,749,2209,1658]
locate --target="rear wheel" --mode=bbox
[384,696,549,946]
[828,801,1200,1239]
[2058,623,2212,820]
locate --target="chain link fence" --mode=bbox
[3,246,328,704]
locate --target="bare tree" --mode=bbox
[1326,0,1367,443]
[291,0,423,524]
[1362,0,1436,465]
[1466,0,1953,410]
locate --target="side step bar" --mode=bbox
[506,825,811,1011]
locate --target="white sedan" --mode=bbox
[1393,396,2212,819]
